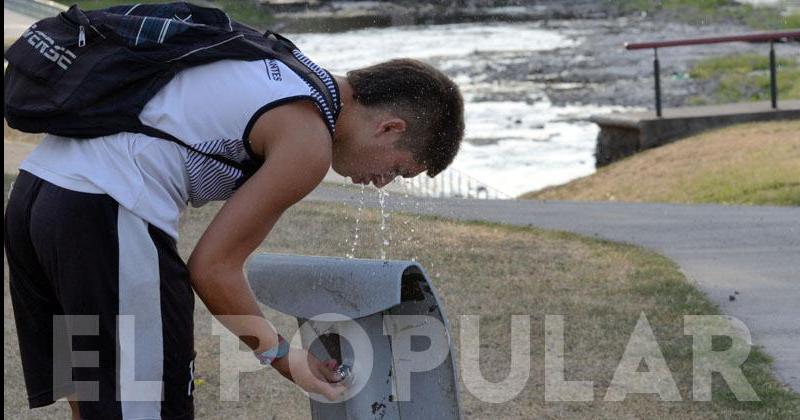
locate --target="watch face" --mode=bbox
[334,363,354,385]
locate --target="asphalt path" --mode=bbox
[307,184,800,392]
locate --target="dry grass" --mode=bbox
[5,174,798,419]
[3,122,43,145]
[522,121,800,206]
[4,123,41,175]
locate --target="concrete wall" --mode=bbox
[592,101,800,167]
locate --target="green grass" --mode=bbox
[4,173,799,418]
[53,0,274,29]
[608,0,800,29]
[522,121,800,206]
[690,177,800,206]
[688,53,800,105]
[206,0,275,30]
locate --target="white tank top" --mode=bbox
[20,54,340,239]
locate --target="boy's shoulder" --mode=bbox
[247,99,333,161]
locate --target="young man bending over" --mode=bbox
[5,55,464,419]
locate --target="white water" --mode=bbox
[345,184,366,259]
[289,22,637,197]
[378,189,392,259]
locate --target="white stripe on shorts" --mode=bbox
[117,206,164,418]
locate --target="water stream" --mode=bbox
[378,188,391,260]
[345,184,366,259]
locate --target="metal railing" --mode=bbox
[398,166,512,200]
[625,30,800,117]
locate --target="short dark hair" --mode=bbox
[346,58,464,177]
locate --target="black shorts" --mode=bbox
[4,170,195,419]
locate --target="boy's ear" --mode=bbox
[376,117,407,135]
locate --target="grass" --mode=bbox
[607,0,800,29]
[521,121,800,206]
[4,122,42,145]
[52,0,274,29]
[688,53,800,105]
[4,171,799,418]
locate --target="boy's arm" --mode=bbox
[187,101,344,398]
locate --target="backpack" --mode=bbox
[3,2,337,176]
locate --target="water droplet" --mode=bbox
[348,184,366,258]
[378,188,391,260]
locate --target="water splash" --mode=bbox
[346,184,366,259]
[378,188,391,260]
[340,179,349,251]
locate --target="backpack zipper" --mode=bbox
[78,25,86,47]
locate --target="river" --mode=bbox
[289,17,796,197]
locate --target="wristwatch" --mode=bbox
[254,334,290,366]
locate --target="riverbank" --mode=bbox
[267,0,799,33]
[46,0,800,34]
[687,53,800,105]
[268,1,612,33]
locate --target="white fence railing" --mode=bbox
[324,166,512,200]
[398,166,512,200]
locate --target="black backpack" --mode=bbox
[3,2,337,175]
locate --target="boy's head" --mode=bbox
[332,58,464,187]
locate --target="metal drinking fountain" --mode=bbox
[247,253,462,420]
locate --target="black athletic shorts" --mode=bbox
[4,170,196,419]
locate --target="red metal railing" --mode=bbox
[625,30,800,117]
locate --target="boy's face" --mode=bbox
[332,105,427,188]
[347,144,426,188]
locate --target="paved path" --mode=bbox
[307,185,800,392]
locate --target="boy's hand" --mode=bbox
[271,347,349,401]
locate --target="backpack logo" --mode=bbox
[22,24,77,71]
